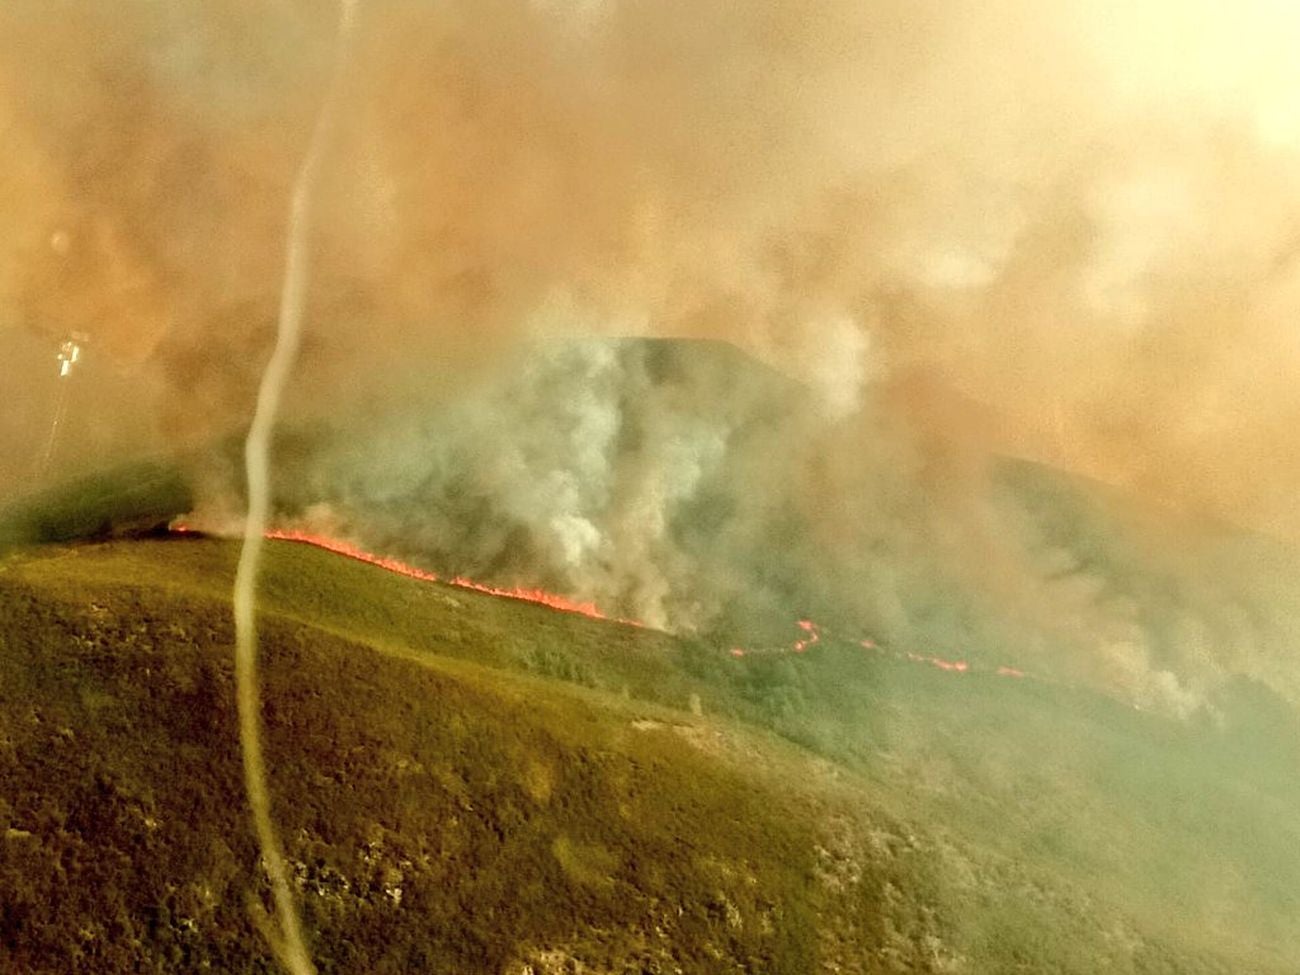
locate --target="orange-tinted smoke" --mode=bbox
[5,0,1300,537]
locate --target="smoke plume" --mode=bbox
[7,1,1300,712]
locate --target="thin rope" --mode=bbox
[34,375,70,481]
[232,4,359,973]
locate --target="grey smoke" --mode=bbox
[181,337,1300,718]
[7,1,1300,718]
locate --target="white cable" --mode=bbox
[35,374,70,481]
[232,4,359,973]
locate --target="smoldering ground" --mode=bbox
[5,0,1300,712]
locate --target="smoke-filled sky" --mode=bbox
[6,1,1300,711]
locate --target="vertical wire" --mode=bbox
[231,4,359,972]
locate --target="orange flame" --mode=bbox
[793,619,822,653]
[266,528,440,583]
[174,525,642,627]
[447,575,642,626]
[172,524,1040,677]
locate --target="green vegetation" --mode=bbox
[0,461,191,551]
[1,536,1297,972]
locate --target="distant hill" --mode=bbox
[0,460,191,551]
[0,535,1296,973]
[6,335,1300,711]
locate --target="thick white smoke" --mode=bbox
[7,1,1300,715]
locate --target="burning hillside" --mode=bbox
[5,0,1300,722]
[183,522,1047,681]
[8,336,1300,718]
[5,2,1300,971]
[160,335,1294,719]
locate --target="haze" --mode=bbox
[5,0,1300,711]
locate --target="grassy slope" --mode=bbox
[0,537,1296,973]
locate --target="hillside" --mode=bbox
[13,336,1300,716]
[1,535,1297,973]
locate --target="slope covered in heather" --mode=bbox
[1,535,1297,973]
